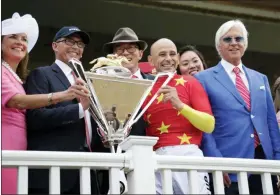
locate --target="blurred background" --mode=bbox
[2,0,280,85]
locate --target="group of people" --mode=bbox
[1,11,280,195]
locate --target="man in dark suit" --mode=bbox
[101,27,154,137]
[103,27,154,136]
[103,27,154,80]
[25,26,101,194]
[98,27,154,194]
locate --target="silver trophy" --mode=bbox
[68,57,174,153]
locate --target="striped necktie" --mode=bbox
[233,67,260,147]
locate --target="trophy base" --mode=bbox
[101,130,126,149]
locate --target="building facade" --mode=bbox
[2,0,280,84]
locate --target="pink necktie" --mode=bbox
[71,71,92,151]
[131,75,138,79]
[233,67,260,147]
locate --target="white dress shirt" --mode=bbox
[276,111,280,126]
[56,59,92,142]
[131,68,143,79]
[221,59,250,91]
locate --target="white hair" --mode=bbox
[215,19,249,56]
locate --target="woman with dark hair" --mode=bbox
[273,77,280,127]
[273,77,280,189]
[1,13,89,194]
[177,45,207,76]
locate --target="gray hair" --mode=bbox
[215,19,249,56]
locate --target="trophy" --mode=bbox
[68,56,174,153]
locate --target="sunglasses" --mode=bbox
[222,36,244,43]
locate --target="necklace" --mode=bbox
[2,60,23,84]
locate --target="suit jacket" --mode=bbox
[25,63,100,193]
[141,71,155,80]
[195,62,280,181]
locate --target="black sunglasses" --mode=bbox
[222,36,244,43]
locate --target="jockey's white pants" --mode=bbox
[155,144,211,194]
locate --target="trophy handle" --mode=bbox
[124,72,175,134]
[88,106,107,135]
[68,59,111,134]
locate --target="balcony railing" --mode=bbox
[2,136,280,194]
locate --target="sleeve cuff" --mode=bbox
[78,103,84,119]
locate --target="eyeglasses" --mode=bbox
[222,36,244,44]
[115,46,139,55]
[56,39,85,48]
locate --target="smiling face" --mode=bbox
[52,34,84,63]
[179,51,204,76]
[149,39,179,73]
[113,43,143,73]
[2,33,28,62]
[218,26,245,66]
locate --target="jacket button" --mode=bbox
[250,134,254,138]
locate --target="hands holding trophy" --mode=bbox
[68,54,174,153]
[68,54,174,194]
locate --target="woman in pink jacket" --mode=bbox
[1,13,89,194]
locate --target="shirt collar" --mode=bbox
[55,59,72,76]
[221,59,244,74]
[133,68,143,79]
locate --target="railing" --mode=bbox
[2,136,280,194]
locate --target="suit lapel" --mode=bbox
[51,63,71,89]
[213,63,247,108]
[244,66,257,110]
[141,72,154,80]
[141,72,147,79]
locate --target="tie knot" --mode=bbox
[233,67,240,74]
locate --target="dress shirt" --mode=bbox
[276,111,280,128]
[56,59,92,142]
[221,59,249,91]
[131,68,143,79]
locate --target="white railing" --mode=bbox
[2,136,280,194]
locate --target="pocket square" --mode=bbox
[260,86,265,90]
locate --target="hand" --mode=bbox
[59,78,89,102]
[223,172,231,188]
[157,85,183,110]
[80,96,90,110]
[72,78,90,99]
[72,78,90,110]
